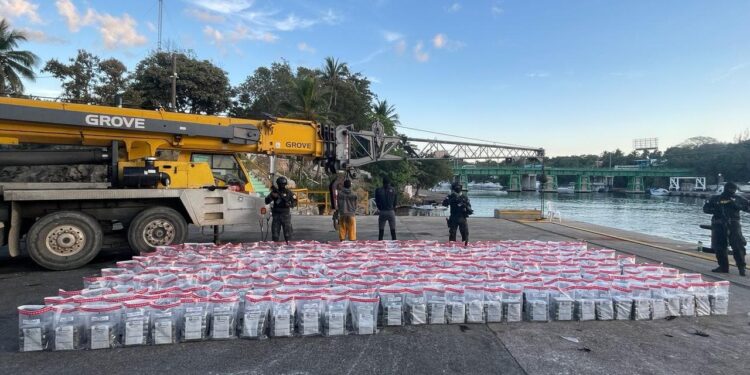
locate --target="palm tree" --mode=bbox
[321,56,348,111]
[0,20,39,95]
[372,99,400,124]
[282,76,329,122]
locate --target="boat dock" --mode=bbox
[1,216,749,374]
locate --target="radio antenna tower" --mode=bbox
[157,0,163,51]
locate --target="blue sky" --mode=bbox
[1,0,749,156]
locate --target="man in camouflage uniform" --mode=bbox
[265,176,297,242]
[442,182,473,244]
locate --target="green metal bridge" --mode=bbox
[454,165,697,193]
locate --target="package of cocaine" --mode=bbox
[80,303,123,349]
[18,305,53,352]
[122,300,152,346]
[525,287,550,322]
[709,281,729,315]
[241,295,271,339]
[483,287,504,323]
[404,288,427,325]
[631,298,651,320]
[464,286,486,324]
[270,297,295,338]
[502,288,523,323]
[295,296,324,337]
[324,296,349,336]
[149,300,181,345]
[445,287,466,324]
[350,297,379,335]
[424,286,447,324]
[379,287,405,327]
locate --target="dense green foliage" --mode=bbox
[43,49,128,104]
[543,136,750,185]
[128,51,231,114]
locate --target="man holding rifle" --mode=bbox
[703,182,749,276]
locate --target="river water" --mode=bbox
[464,192,750,245]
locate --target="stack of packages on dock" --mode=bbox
[18,240,730,352]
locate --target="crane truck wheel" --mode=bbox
[127,207,188,255]
[26,211,104,271]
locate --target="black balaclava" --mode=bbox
[723,182,738,197]
[451,182,462,193]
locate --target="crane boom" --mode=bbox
[0,97,326,161]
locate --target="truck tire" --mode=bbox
[127,206,188,255]
[26,211,103,270]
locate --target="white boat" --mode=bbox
[468,189,508,196]
[649,188,669,196]
[557,183,575,194]
[468,182,504,191]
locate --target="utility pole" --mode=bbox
[157,0,163,51]
[171,53,177,110]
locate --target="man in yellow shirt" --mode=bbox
[337,179,358,241]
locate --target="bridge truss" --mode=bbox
[405,138,545,162]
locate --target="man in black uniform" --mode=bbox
[265,176,297,242]
[375,176,398,240]
[703,182,749,276]
[442,182,472,244]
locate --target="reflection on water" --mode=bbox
[468,192,750,244]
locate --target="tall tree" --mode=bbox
[321,57,348,111]
[0,19,39,95]
[130,51,231,114]
[95,58,129,105]
[43,49,100,102]
[282,75,328,121]
[372,99,400,135]
[413,156,454,195]
[231,61,295,118]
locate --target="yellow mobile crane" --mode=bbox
[0,96,354,269]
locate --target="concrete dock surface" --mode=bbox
[1,216,749,375]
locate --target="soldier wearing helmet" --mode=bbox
[265,176,297,242]
[442,182,473,244]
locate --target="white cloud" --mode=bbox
[413,41,429,62]
[18,27,66,44]
[203,25,224,45]
[55,0,84,31]
[446,3,461,13]
[526,71,550,78]
[187,0,253,15]
[95,12,147,49]
[228,25,277,43]
[382,30,403,42]
[146,21,157,32]
[186,8,225,23]
[431,33,465,50]
[432,33,446,48]
[274,14,315,31]
[54,0,146,49]
[297,42,316,53]
[0,0,41,23]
